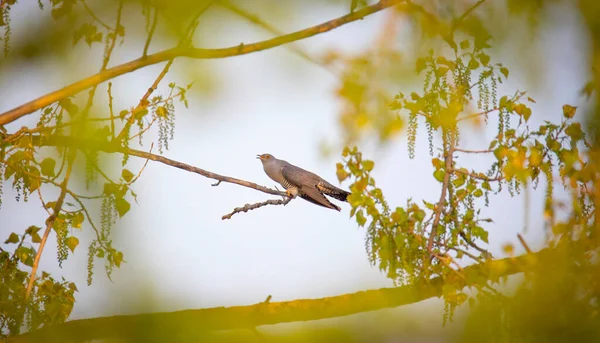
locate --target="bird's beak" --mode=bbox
[256,154,262,160]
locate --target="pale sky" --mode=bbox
[0,1,591,340]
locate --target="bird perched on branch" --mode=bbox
[257,153,350,211]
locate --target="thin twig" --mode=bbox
[452,0,487,31]
[459,231,492,258]
[81,0,114,31]
[101,0,124,71]
[454,148,493,154]
[25,152,75,302]
[108,82,115,139]
[142,6,159,57]
[222,197,292,220]
[517,233,532,254]
[427,134,455,254]
[114,59,175,141]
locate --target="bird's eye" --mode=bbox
[266,155,270,159]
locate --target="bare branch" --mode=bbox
[517,233,532,254]
[222,197,292,220]
[0,0,405,126]
[454,148,493,154]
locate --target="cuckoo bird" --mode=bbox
[257,154,351,211]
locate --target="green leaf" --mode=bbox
[347,193,363,208]
[121,169,134,183]
[5,232,19,244]
[40,158,56,177]
[114,251,124,267]
[155,106,168,118]
[500,67,509,79]
[336,163,348,182]
[66,236,79,253]
[416,58,427,73]
[356,210,367,227]
[16,247,31,265]
[72,212,84,229]
[459,40,470,50]
[363,160,375,172]
[473,189,484,197]
[479,53,490,66]
[565,123,583,141]
[414,209,426,222]
[433,170,445,182]
[468,58,480,70]
[25,226,41,235]
[562,104,577,118]
[115,198,131,217]
[103,183,117,195]
[31,233,42,243]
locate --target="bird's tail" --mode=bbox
[317,182,351,202]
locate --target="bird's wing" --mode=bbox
[281,164,340,211]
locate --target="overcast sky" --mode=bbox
[0,0,591,339]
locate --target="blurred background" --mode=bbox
[0,0,596,341]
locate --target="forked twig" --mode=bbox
[222,197,292,220]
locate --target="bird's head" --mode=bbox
[256,154,275,164]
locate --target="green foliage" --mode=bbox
[337,3,597,325]
[0,228,77,338]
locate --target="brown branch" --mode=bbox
[115,59,174,141]
[427,137,454,254]
[453,168,503,182]
[0,0,404,126]
[454,148,493,154]
[459,231,492,257]
[24,151,76,302]
[222,197,292,220]
[11,249,548,342]
[27,135,287,198]
[517,233,532,254]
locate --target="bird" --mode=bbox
[257,153,351,211]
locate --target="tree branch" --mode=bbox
[25,135,287,198]
[10,248,549,342]
[427,135,454,254]
[0,0,404,126]
[24,151,76,302]
[222,197,292,220]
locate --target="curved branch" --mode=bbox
[0,0,404,126]
[10,249,548,342]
